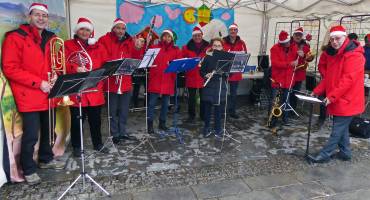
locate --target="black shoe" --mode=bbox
[148,120,155,134]
[307,154,331,163]
[112,137,121,144]
[73,148,81,158]
[229,113,240,119]
[158,120,169,131]
[119,135,138,141]
[331,152,351,161]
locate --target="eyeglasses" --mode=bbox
[330,36,344,42]
[31,13,48,19]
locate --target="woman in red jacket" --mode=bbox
[65,17,108,157]
[222,23,247,119]
[98,18,136,144]
[147,29,181,134]
[310,26,365,163]
[182,26,209,122]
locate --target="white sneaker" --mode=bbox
[24,173,41,185]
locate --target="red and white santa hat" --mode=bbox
[29,2,48,14]
[229,23,238,29]
[112,18,126,28]
[293,27,304,34]
[330,25,346,37]
[278,30,290,43]
[74,17,96,45]
[192,26,203,35]
[162,29,174,38]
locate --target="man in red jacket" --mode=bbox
[1,3,65,184]
[269,31,299,127]
[309,25,365,163]
[182,26,209,122]
[98,18,136,144]
[290,27,313,111]
[223,23,247,119]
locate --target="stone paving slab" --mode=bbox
[320,174,370,194]
[132,186,196,200]
[327,189,370,200]
[219,189,282,200]
[272,181,335,200]
[191,179,251,199]
[243,173,300,190]
[295,162,370,183]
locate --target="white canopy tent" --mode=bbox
[67,0,370,93]
[67,0,370,64]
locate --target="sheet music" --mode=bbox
[230,53,251,73]
[138,48,160,69]
[295,94,323,103]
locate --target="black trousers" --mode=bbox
[21,111,54,175]
[70,106,103,150]
[188,88,204,119]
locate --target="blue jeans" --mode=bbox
[204,101,225,135]
[148,93,170,122]
[109,92,131,137]
[270,88,289,124]
[228,81,239,115]
[319,116,353,159]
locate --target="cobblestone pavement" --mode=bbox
[1,101,370,199]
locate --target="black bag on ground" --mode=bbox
[349,117,370,139]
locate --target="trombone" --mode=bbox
[48,37,74,146]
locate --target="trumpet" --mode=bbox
[296,51,316,70]
[66,40,93,72]
[116,75,123,94]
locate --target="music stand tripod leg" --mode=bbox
[58,93,110,199]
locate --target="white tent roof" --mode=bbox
[68,0,370,67]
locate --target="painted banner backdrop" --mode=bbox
[116,0,234,47]
[0,0,69,186]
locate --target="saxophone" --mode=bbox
[267,79,283,135]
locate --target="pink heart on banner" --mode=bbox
[165,6,181,20]
[221,12,231,21]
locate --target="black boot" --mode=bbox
[158,120,169,131]
[147,120,154,134]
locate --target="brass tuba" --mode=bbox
[48,37,73,146]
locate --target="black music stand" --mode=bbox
[50,69,111,199]
[101,58,141,155]
[219,53,250,151]
[160,57,201,144]
[294,94,323,164]
[125,48,160,154]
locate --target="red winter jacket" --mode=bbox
[98,32,133,93]
[270,43,298,89]
[182,39,209,88]
[64,38,108,107]
[148,42,181,95]
[292,41,311,82]
[313,39,365,116]
[223,35,247,82]
[2,24,55,112]
[317,51,328,78]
